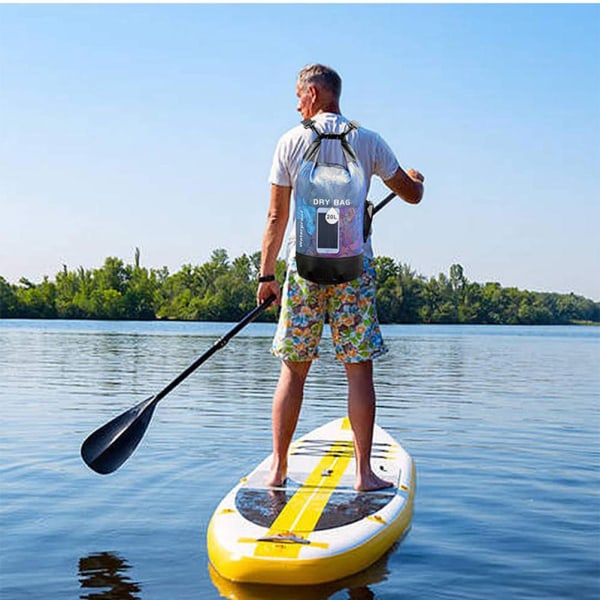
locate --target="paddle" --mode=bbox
[81,294,276,475]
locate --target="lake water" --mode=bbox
[0,319,598,599]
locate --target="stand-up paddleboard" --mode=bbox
[207,417,416,585]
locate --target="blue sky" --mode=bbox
[1,4,599,300]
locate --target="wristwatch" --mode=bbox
[258,274,276,283]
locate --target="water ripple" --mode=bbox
[0,321,598,599]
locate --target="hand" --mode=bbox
[257,280,281,307]
[407,168,424,183]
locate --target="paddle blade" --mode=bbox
[81,395,158,475]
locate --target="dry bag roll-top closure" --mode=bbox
[295,119,368,285]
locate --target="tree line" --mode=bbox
[1,248,598,325]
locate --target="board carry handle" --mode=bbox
[256,535,311,545]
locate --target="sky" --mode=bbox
[1,4,599,300]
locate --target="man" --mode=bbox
[257,64,424,491]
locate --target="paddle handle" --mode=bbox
[154,294,276,403]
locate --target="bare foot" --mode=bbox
[355,472,394,492]
[264,453,288,488]
[265,469,287,488]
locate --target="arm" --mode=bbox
[383,166,424,205]
[257,184,292,305]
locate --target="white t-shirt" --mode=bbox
[269,113,399,261]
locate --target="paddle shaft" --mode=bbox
[373,192,396,216]
[154,295,276,404]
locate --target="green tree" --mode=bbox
[420,272,457,323]
[14,277,57,318]
[2,250,599,324]
[0,276,19,317]
[517,293,554,324]
[122,250,162,320]
[374,258,424,323]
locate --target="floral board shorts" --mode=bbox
[272,257,388,363]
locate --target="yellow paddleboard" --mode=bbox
[207,417,416,585]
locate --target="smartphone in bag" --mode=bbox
[316,207,340,254]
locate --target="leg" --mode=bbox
[268,261,325,486]
[345,361,393,492]
[266,360,312,487]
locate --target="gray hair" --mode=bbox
[297,64,342,100]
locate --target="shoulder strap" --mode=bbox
[301,119,322,162]
[302,118,320,135]
[301,119,360,163]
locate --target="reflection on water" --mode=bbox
[208,542,398,600]
[78,552,141,600]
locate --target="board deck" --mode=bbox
[207,417,415,585]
